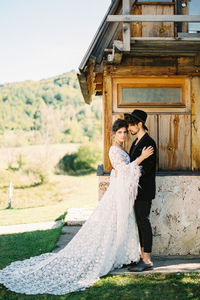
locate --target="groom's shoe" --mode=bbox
[122,262,137,268]
[128,260,153,272]
[122,258,143,268]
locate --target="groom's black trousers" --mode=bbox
[134,199,152,253]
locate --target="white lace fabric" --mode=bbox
[0,145,141,295]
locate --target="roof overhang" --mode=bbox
[78,0,200,104]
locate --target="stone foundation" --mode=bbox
[98,175,200,255]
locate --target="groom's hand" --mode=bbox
[141,146,154,160]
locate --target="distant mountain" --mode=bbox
[0,72,102,146]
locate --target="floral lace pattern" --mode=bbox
[0,146,141,295]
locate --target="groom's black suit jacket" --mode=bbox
[129,133,156,202]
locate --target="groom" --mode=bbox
[124,110,156,272]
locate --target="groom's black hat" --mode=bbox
[125,109,148,131]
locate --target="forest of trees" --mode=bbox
[0,71,102,147]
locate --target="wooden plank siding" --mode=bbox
[86,64,95,101]
[131,5,142,38]
[191,77,200,171]
[117,57,200,76]
[158,114,191,171]
[102,73,198,173]
[103,72,113,172]
[141,5,174,37]
[102,64,194,172]
[146,114,158,147]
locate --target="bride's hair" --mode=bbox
[112,119,128,133]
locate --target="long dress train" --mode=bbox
[0,145,141,295]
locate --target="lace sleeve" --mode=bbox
[109,146,139,172]
[109,146,141,212]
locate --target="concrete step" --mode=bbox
[111,256,200,275]
[64,207,94,225]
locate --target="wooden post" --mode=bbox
[103,71,113,172]
[7,182,13,209]
[122,0,131,51]
[191,77,200,171]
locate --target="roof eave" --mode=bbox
[79,0,120,72]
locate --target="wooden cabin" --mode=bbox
[78,0,200,255]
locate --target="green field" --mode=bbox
[0,144,98,225]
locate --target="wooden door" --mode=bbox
[158,114,191,170]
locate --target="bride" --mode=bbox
[0,118,153,295]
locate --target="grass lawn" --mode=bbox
[0,272,199,299]
[0,173,98,226]
[0,229,200,300]
[0,225,63,270]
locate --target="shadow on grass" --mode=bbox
[0,226,63,270]
[0,273,199,300]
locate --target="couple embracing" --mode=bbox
[0,110,156,295]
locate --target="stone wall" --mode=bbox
[98,175,200,255]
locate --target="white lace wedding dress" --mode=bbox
[0,145,141,295]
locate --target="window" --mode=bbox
[121,87,181,104]
[113,77,188,110]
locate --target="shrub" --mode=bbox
[57,153,78,173]
[57,142,102,175]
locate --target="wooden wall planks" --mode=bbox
[101,58,200,172]
[158,114,191,170]
[103,73,113,172]
[191,77,200,171]
[142,5,174,37]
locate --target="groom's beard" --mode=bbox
[129,129,139,136]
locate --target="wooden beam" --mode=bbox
[107,15,200,23]
[123,0,130,15]
[122,0,131,51]
[94,73,103,84]
[95,84,103,91]
[103,73,112,172]
[131,37,200,41]
[77,73,91,104]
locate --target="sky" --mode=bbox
[0,0,199,84]
[0,0,110,83]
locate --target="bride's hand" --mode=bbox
[141,146,154,160]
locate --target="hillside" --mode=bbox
[0,72,102,147]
